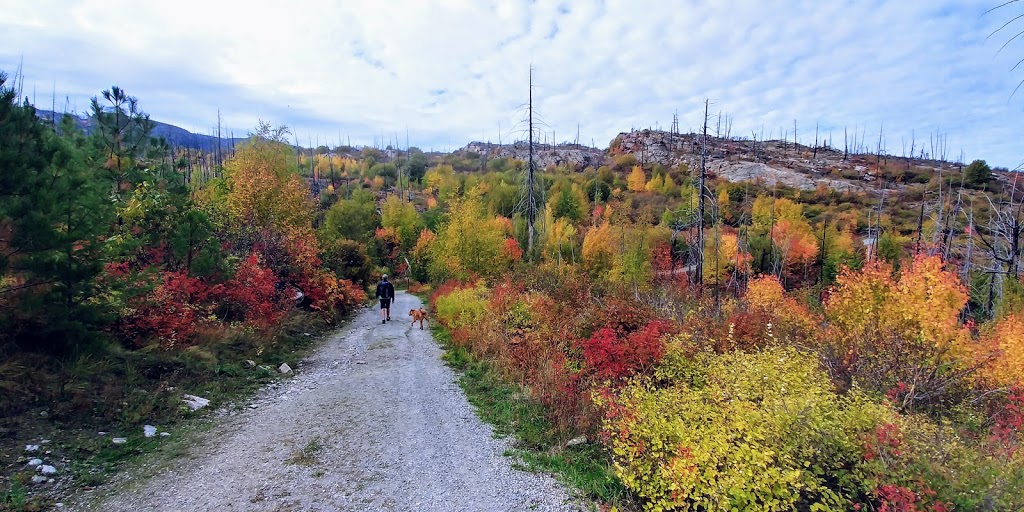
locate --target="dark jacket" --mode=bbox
[376,280,395,300]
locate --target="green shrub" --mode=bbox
[434,284,489,331]
[598,346,892,511]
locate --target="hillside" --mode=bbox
[33,108,248,150]
[459,128,1016,195]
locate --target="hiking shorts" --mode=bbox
[379,298,391,309]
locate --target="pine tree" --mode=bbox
[0,74,114,350]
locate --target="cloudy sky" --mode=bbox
[3,0,1024,167]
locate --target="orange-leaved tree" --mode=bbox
[976,314,1024,388]
[824,254,972,410]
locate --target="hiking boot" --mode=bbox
[387,317,391,321]
[382,319,386,324]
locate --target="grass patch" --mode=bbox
[0,481,35,512]
[285,436,323,466]
[430,324,632,509]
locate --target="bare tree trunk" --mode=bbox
[843,126,848,161]
[813,121,819,159]
[695,99,709,288]
[527,67,537,258]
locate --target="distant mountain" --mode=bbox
[33,108,248,150]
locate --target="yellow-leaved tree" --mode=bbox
[223,134,314,236]
[428,190,509,281]
[824,254,972,409]
[542,206,579,263]
[582,221,616,276]
[976,314,1024,388]
[702,227,750,286]
[627,165,647,192]
[645,174,664,193]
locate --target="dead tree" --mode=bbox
[695,100,710,288]
[977,175,1024,282]
[526,67,538,257]
[813,121,819,159]
[843,126,849,161]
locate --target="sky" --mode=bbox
[3,0,1024,168]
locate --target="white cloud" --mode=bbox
[2,0,1023,166]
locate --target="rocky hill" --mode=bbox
[609,129,975,192]
[459,141,606,170]
[458,128,1004,194]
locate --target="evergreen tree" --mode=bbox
[0,74,115,350]
[964,159,992,187]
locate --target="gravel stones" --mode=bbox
[95,291,582,512]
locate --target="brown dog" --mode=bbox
[409,308,429,330]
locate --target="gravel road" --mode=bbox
[86,291,583,512]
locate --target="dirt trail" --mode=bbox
[84,292,582,511]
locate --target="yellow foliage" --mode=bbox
[825,254,972,399]
[434,283,490,333]
[582,222,616,275]
[428,193,507,280]
[424,164,458,203]
[744,275,818,339]
[702,228,750,286]
[977,314,1024,387]
[598,346,893,511]
[543,206,578,263]
[627,165,647,192]
[662,174,677,193]
[752,196,805,230]
[645,174,664,193]
[224,138,314,234]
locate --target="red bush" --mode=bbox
[118,270,208,348]
[217,252,285,329]
[582,297,652,338]
[579,320,675,381]
[991,385,1024,456]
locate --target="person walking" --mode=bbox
[376,274,395,324]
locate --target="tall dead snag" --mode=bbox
[694,99,709,288]
[813,121,819,159]
[843,126,848,161]
[517,66,541,260]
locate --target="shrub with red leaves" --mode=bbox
[119,270,208,348]
[218,253,285,328]
[580,320,675,381]
[581,297,652,338]
[991,385,1024,456]
[873,484,951,512]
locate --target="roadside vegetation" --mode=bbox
[3,65,1023,510]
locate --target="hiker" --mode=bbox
[376,274,395,324]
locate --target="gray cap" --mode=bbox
[382,274,388,279]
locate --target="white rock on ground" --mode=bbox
[39,465,57,476]
[112,438,127,445]
[566,436,588,447]
[181,394,210,411]
[89,291,583,512]
[25,444,39,452]
[27,458,43,467]
[143,425,157,438]
[278,362,292,374]
[31,475,47,485]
